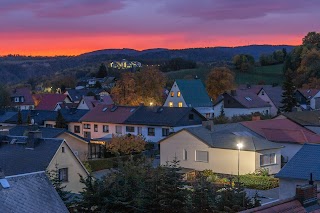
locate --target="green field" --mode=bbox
[166,64,284,85]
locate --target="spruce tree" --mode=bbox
[27,113,31,124]
[55,109,67,128]
[96,63,108,78]
[17,109,23,125]
[280,70,297,112]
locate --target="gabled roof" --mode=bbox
[283,111,320,126]
[297,89,320,100]
[276,144,320,181]
[0,111,17,122]
[36,94,68,110]
[124,106,206,126]
[80,104,137,123]
[0,172,68,213]
[238,84,273,94]
[66,88,107,102]
[80,95,114,109]
[175,79,212,107]
[10,87,34,106]
[0,138,64,176]
[258,86,283,108]
[9,125,66,138]
[242,118,320,144]
[223,90,271,108]
[161,125,282,152]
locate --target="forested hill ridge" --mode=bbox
[0,45,294,84]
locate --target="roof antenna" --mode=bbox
[309,173,314,185]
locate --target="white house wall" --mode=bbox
[163,82,187,107]
[223,107,271,118]
[311,91,320,109]
[258,90,278,116]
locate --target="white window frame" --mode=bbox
[103,125,109,133]
[260,153,276,166]
[195,150,209,162]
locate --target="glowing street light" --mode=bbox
[149,102,153,106]
[237,142,243,183]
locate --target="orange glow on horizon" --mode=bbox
[0,33,303,56]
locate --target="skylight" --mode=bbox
[245,97,252,101]
[233,131,253,136]
[0,179,10,189]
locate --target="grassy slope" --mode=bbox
[166,64,284,85]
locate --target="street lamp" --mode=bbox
[237,142,243,184]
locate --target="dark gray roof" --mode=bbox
[9,126,66,138]
[124,106,207,126]
[259,86,283,108]
[276,144,320,180]
[0,111,17,122]
[226,90,271,108]
[66,88,106,102]
[0,172,68,213]
[175,79,212,107]
[283,111,320,126]
[184,126,282,151]
[0,138,64,176]
[47,108,89,122]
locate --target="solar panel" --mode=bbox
[0,179,10,189]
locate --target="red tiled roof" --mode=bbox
[80,104,137,123]
[241,118,320,144]
[36,94,68,111]
[82,95,114,110]
[10,87,34,106]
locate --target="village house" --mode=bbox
[64,88,109,103]
[160,124,282,175]
[0,131,89,193]
[77,95,114,110]
[10,87,35,110]
[163,79,214,119]
[257,86,283,116]
[214,89,271,118]
[294,88,320,110]
[36,94,72,111]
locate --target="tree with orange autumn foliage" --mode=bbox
[206,67,235,100]
[107,134,146,155]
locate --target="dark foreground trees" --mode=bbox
[75,157,259,212]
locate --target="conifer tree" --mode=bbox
[27,113,31,124]
[280,70,297,112]
[17,109,23,125]
[55,109,67,128]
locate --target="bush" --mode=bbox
[239,175,279,190]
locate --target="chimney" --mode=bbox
[202,120,214,131]
[296,174,318,207]
[231,90,237,96]
[252,112,261,121]
[246,84,251,89]
[26,131,42,149]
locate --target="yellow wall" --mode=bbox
[48,141,88,193]
[160,130,280,175]
[57,132,89,161]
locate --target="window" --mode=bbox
[261,91,265,95]
[171,91,174,97]
[178,102,183,107]
[126,126,135,133]
[177,91,181,97]
[103,125,109,133]
[245,97,252,101]
[162,128,169,136]
[14,97,19,103]
[137,127,142,135]
[83,124,91,129]
[183,149,187,160]
[84,131,91,139]
[62,147,65,153]
[169,102,173,107]
[148,127,155,136]
[58,168,68,182]
[94,124,98,132]
[260,153,276,166]
[74,125,80,133]
[46,124,53,128]
[195,150,208,162]
[189,113,194,120]
[116,126,122,134]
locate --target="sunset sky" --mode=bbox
[0,0,319,56]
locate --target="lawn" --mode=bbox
[165,64,284,86]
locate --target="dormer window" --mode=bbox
[177,91,181,97]
[171,91,174,97]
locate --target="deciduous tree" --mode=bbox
[206,67,235,100]
[107,134,146,155]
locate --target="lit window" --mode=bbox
[126,126,135,133]
[195,150,208,162]
[162,128,169,136]
[103,125,109,133]
[169,102,173,107]
[171,91,174,97]
[178,102,183,107]
[148,127,155,136]
[58,168,68,182]
[177,91,181,97]
[260,153,276,166]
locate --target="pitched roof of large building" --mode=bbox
[10,87,35,106]
[241,118,320,144]
[80,95,114,109]
[228,89,271,108]
[283,111,320,126]
[297,89,320,100]
[0,172,69,213]
[80,104,137,123]
[66,88,107,102]
[161,125,282,152]
[276,144,320,181]
[0,138,64,176]
[124,106,206,126]
[259,86,283,108]
[36,94,68,110]
[175,79,212,107]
